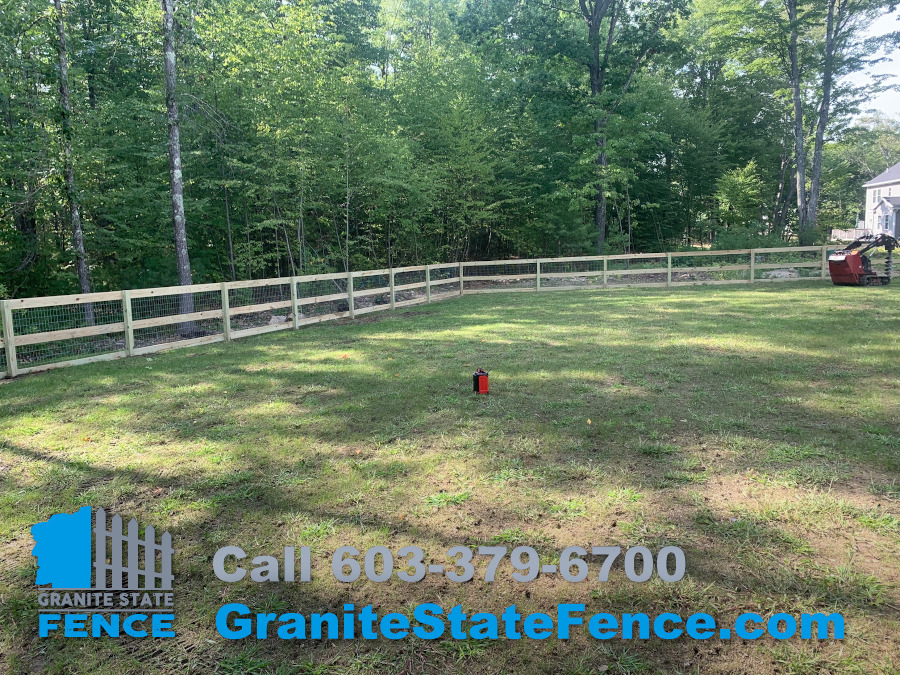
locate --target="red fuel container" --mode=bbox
[473,369,489,395]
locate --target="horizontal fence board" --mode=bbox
[753,276,820,283]
[130,283,222,299]
[429,263,461,270]
[464,259,537,267]
[351,269,390,279]
[392,265,427,273]
[296,272,348,282]
[17,350,127,376]
[754,262,821,270]
[606,267,668,276]
[539,255,606,263]
[132,309,223,330]
[464,288,538,294]
[430,277,462,287]
[354,304,391,316]
[604,253,668,261]
[297,311,351,326]
[10,291,124,308]
[297,292,348,305]
[542,270,604,279]
[394,281,427,292]
[673,264,750,272]
[226,277,293,290]
[132,333,226,356]
[393,297,429,308]
[464,274,538,282]
[755,246,823,254]
[229,300,293,316]
[669,249,749,258]
[352,286,390,299]
[231,323,293,339]
[15,321,126,347]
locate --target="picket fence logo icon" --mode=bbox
[32,507,176,638]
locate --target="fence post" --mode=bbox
[122,291,134,356]
[290,276,300,329]
[347,270,355,319]
[749,249,756,284]
[220,282,232,340]
[459,262,465,295]
[821,245,828,279]
[666,253,672,288]
[425,264,432,303]
[1,300,18,378]
[389,267,395,309]
[536,260,542,291]
[602,258,608,289]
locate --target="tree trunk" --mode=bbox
[161,0,195,325]
[786,0,809,242]
[55,0,94,325]
[805,0,839,244]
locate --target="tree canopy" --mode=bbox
[1,0,898,297]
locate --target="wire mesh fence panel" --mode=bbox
[540,259,604,289]
[753,248,824,280]
[16,331,126,370]
[393,269,427,304]
[7,298,126,371]
[671,252,752,284]
[463,262,537,292]
[11,299,123,336]
[606,255,668,286]
[229,282,293,331]
[430,265,460,297]
[131,290,223,348]
[352,273,391,314]
[0,343,6,375]
[297,278,349,318]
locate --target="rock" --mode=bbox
[268,314,290,325]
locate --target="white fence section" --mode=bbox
[93,507,174,590]
[0,246,835,379]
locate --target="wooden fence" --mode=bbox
[0,245,834,379]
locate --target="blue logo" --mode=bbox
[31,507,176,638]
[32,506,93,588]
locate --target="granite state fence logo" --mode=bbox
[32,506,176,638]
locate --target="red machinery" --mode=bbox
[828,234,897,286]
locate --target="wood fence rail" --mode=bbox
[0,245,834,379]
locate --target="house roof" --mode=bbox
[864,161,900,187]
[884,196,900,207]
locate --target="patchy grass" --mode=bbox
[1,281,900,674]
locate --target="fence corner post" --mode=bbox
[459,261,465,295]
[347,270,355,319]
[290,276,300,329]
[536,260,542,291]
[666,253,672,288]
[389,267,395,309]
[425,264,432,303]
[749,249,756,284]
[220,282,232,341]
[0,299,17,378]
[122,290,134,357]
[821,245,829,279]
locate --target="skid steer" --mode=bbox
[828,234,898,286]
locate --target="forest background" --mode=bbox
[2,0,899,298]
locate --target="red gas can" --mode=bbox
[473,369,489,395]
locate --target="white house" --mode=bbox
[863,161,900,237]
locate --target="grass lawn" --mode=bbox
[2,281,899,674]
